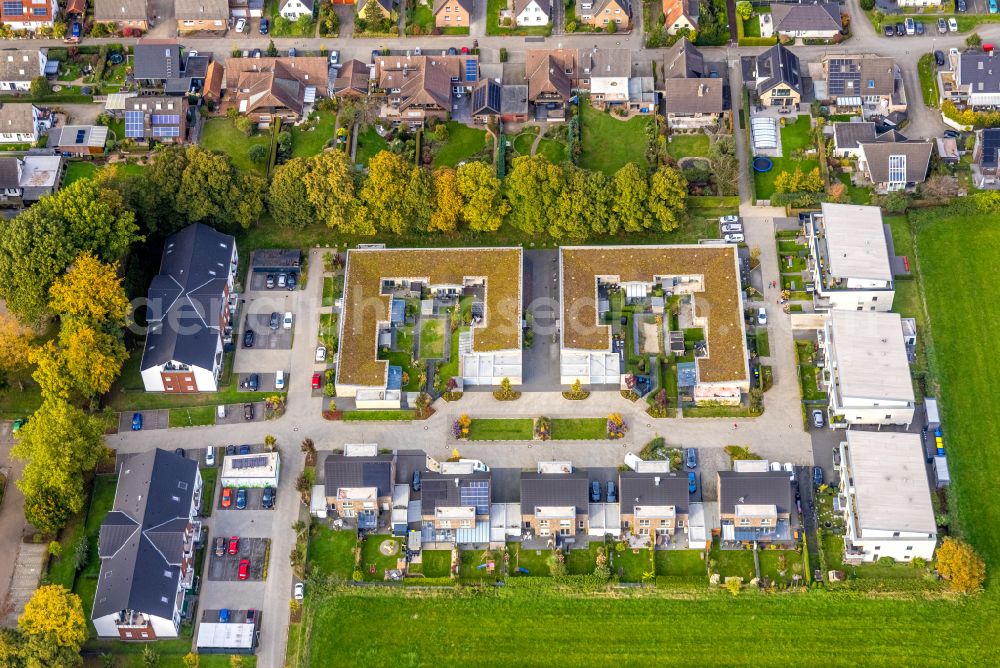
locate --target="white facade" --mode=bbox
[821,310,915,427]
[0,50,46,90]
[139,344,222,393]
[836,432,936,563]
[1,1,57,31]
[93,610,180,640]
[897,0,940,6]
[516,0,550,26]
[279,0,311,20]
[591,73,629,104]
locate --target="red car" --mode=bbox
[228,536,239,555]
[221,487,233,508]
[311,373,321,390]
[238,559,250,580]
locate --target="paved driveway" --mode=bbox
[522,249,561,391]
[118,409,168,433]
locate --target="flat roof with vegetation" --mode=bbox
[560,245,748,384]
[337,247,522,388]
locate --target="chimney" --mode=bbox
[454,478,459,487]
[738,496,745,503]
[698,83,705,97]
[654,476,660,486]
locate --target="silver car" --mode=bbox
[722,223,743,233]
[724,233,745,243]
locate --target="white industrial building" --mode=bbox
[220,452,280,488]
[821,309,915,427]
[807,203,895,312]
[836,431,937,563]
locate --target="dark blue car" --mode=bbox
[236,488,247,510]
[239,444,251,455]
[131,412,142,431]
[813,466,825,486]
[688,472,697,494]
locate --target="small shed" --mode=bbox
[390,298,405,324]
[196,622,256,655]
[677,361,697,388]
[250,249,302,273]
[934,456,950,487]
[651,296,665,314]
[310,484,328,518]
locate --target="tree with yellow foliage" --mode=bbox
[429,167,463,233]
[0,314,33,388]
[48,252,129,325]
[936,537,986,594]
[18,585,86,651]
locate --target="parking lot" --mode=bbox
[214,401,267,424]
[118,409,168,432]
[237,372,282,392]
[217,485,275,512]
[248,271,300,292]
[242,313,294,350]
[206,536,270,582]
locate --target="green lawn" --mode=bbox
[308,526,357,579]
[71,476,118,637]
[431,122,490,168]
[47,475,117,593]
[359,536,402,581]
[168,405,215,428]
[396,324,414,355]
[291,110,336,158]
[779,115,813,151]
[200,117,271,175]
[755,330,771,357]
[342,410,417,421]
[419,318,446,359]
[755,157,819,201]
[667,134,711,160]
[609,544,654,582]
[655,550,707,577]
[536,138,568,163]
[63,161,98,185]
[436,325,465,382]
[743,16,761,37]
[758,550,804,582]
[550,418,608,440]
[322,276,334,307]
[798,364,828,402]
[512,129,537,156]
[509,544,551,577]
[379,350,422,391]
[200,466,217,517]
[486,0,552,35]
[580,101,650,176]
[711,546,756,581]
[319,312,338,351]
[355,126,389,167]
[917,53,939,109]
[566,544,600,575]
[407,3,434,34]
[415,549,453,578]
[837,172,872,205]
[468,418,534,441]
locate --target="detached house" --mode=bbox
[819,55,904,118]
[140,223,238,393]
[324,446,396,530]
[831,122,904,159]
[0,49,46,92]
[836,431,937,564]
[618,472,690,544]
[942,49,1000,109]
[513,0,550,27]
[175,0,229,32]
[226,57,330,124]
[0,103,42,143]
[124,96,188,143]
[662,39,723,130]
[93,449,202,640]
[0,154,62,209]
[525,49,577,121]
[434,0,472,27]
[717,471,797,545]
[520,463,590,542]
[0,0,57,31]
[278,0,313,20]
[750,44,802,108]
[769,3,841,40]
[857,139,932,192]
[662,0,697,35]
[576,0,631,30]
[95,0,151,31]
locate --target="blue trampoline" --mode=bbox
[752,157,773,172]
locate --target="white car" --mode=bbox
[235,18,246,33]
[719,215,739,224]
[757,307,767,325]
[283,312,293,330]
[724,233,744,243]
[722,223,743,233]
[315,346,327,362]
[275,370,285,391]
[329,50,339,65]
[783,462,795,481]
[949,17,958,32]
[769,461,782,472]
[205,447,216,467]
[293,582,304,600]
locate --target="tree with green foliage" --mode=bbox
[648,165,687,232]
[266,39,278,57]
[175,146,266,230]
[506,154,564,235]
[29,75,49,98]
[549,164,609,239]
[305,149,365,233]
[967,32,982,48]
[0,179,139,324]
[268,158,316,228]
[456,161,507,232]
[610,162,651,233]
[249,143,270,164]
[709,135,740,196]
[235,116,254,136]
[404,165,433,232]
[736,1,753,21]
[18,585,87,651]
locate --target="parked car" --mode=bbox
[131,412,142,431]
[205,447,216,466]
[412,470,421,491]
[812,409,825,428]
[283,312,293,329]
[722,223,742,233]
[266,274,275,289]
[243,329,255,348]
[687,471,697,494]
[228,536,239,555]
[259,18,269,34]
[991,0,998,14]
[724,233,744,243]
[915,21,924,36]
[246,609,256,624]
[214,537,225,557]
[219,608,230,623]
[949,17,959,32]
[685,448,698,469]
[895,23,905,36]
[243,403,254,421]
[236,488,247,510]
[262,486,274,509]
[606,481,616,503]
[65,21,81,43]
[287,273,297,290]
[757,307,767,325]
[448,47,457,55]
[935,50,946,66]
[277,273,287,288]
[269,311,280,330]
[288,47,296,57]
[294,582,304,600]
[174,448,186,458]
[221,487,233,508]
[235,18,246,32]
[315,346,327,362]
[247,373,260,391]
[813,466,824,486]
[238,559,250,580]
[275,370,285,391]
[311,372,321,390]
[590,480,601,502]
[239,444,251,455]
[883,24,894,37]
[329,50,339,65]
[937,18,947,34]
[783,463,795,481]
[11,417,25,433]
[957,0,967,11]
[905,17,915,35]
[719,215,739,224]
[226,444,237,456]
[944,129,961,139]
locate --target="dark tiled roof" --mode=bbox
[0,156,19,188]
[770,3,841,33]
[420,471,491,514]
[958,51,1000,93]
[833,121,876,150]
[520,471,589,514]
[756,44,801,95]
[618,472,689,515]
[860,140,932,184]
[324,454,394,498]
[0,49,42,82]
[718,471,793,515]
[663,37,705,79]
[134,43,182,81]
[663,78,724,114]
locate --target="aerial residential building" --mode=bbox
[124,96,188,143]
[769,3,841,40]
[175,0,229,32]
[818,55,904,118]
[357,0,393,19]
[0,0,57,31]
[513,0,550,26]
[419,462,492,547]
[0,154,62,208]
[520,462,591,542]
[524,48,577,120]
[471,78,529,123]
[717,471,797,545]
[831,122,905,159]
[140,223,238,393]
[662,0,697,35]
[750,44,802,108]
[0,49,46,91]
[334,247,522,405]
[225,56,330,123]
[806,203,895,311]
[133,42,209,95]
[857,139,932,192]
[558,246,750,405]
[662,39,724,129]
[324,445,396,530]
[618,472,690,544]
[220,452,281,489]
[46,124,108,155]
[229,0,265,18]
[820,309,915,427]
[576,0,631,31]
[434,0,472,27]
[278,0,313,20]
[95,0,151,30]
[974,128,1000,187]
[373,54,477,128]
[0,103,42,143]
[92,449,202,640]
[836,431,937,563]
[897,0,941,7]
[333,59,370,98]
[941,49,1000,109]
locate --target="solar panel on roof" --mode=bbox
[151,114,180,125]
[465,59,477,82]
[232,455,269,469]
[75,129,86,144]
[124,110,145,138]
[459,480,489,515]
[488,83,501,112]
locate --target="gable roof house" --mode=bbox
[203,59,224,104]
[374,54,476,128]
[279,0,313,20]
[525,49,577,120]
[579,48,631,110]
[420,464,492,547]
[513,0,550,26]
[93,449,202,640]
[520,464,591,542]
[717,471,797,544]
[0,154,62,209]
[819,55,903,118]
[226,57,330,123]
[945,50,1000,110]
[662,0,697,35]
[133,42,209,95]
[974,127,1000,186]
[471,78,529,123]
[857,139,932,192]
[358,0,394,18]
[333,59,370,98]
[769,3,841,39]
[140,223,238,393]
[618,472,690,545]
[576,0,631,30]
[324,447,396,530]
[751,44,801,108]
[95,0,151,30]
[176,0,229,31]
[0,103,41,143]
[0,0,57,31]
[124,96,188,143]
[662,54,724,131]
[0,49,46,91]
[434,0,472,27]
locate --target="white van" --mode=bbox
[275,370,285,390]
[905,17,915,35]
[283,312,293,329]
